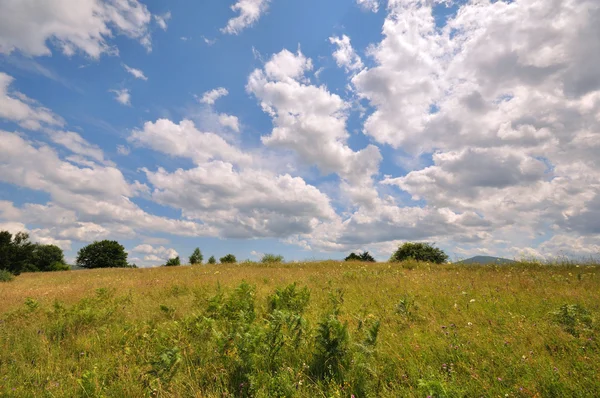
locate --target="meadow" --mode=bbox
[0,260,598,397]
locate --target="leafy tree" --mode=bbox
[31,244,66,272]
[0,231,69,274]
[76,240,129,269]
[390,242,448,264]
[344,251,376,262]
[207,255,216,265]
[219,254,237,264]
[260,253,284,263]
[189,248,203,265]
[165,256,181,266]
[0,231,34,275]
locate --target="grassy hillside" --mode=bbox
[1,261,599,397]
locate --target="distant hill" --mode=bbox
[455,256,516,265]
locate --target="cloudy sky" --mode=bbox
[0,0,599,266]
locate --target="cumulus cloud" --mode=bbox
[199,87,229,105]
[110,89,131,106]
[329,35,364,72]
[356,0,379,13]
[0,131,212,245]
[132,244,178,261]
[0,72,64,130]
[130,119,251,165]
[247,49,380,185]
[154,12,171,31]
[341,0,600,256]
[123,64,148,80]
[0,0,152,57]
[221,0,271,35]
[48,130,108,164]
[218,113,240,132]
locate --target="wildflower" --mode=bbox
[470,299,476,303]
[467,322,473,326]
[497,377,502,381]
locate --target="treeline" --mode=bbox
[1,229,449,279]
[0,231,69,275]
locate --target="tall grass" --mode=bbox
[0,260,599,396]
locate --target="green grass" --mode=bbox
[0,260,599,397]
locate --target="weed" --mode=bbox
[550,303,593,337]
[0,269,14,282]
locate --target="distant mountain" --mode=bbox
[455,256,516,265]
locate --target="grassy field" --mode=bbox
[0,261,598,397]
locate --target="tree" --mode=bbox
[390,242,448,264]
[260,253,284,263]
[165,256,181,266]
[0,231,34,275]
[189,248,203,265]
[31,244,67,272]
[344,251,376,262]
[219,254,237,264]
[76,240,129,269]
[207,256,216,265]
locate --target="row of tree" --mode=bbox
[345,243,448,264]
[1,229,449,275]
[0,231,69,275]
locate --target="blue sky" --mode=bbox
[1,0,599,266]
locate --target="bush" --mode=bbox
[0,269,14,282]
[260,253,284,263]
[165,256,181,267]
[220,254,237,264]
[76,240,129,269]
[207,255,216,265]
[390,242,448,264]
[189,248,203,265]
[345,251,376,262]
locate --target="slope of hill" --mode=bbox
[455,255,516,265]
[1,260,598,397]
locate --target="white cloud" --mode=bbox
[0,72,64,130]
[110,89,131,106]
[0,131,212,242]
[218,113,240,132]
[130,118,251,165]
[199,87,229,105]
[329,35,364,72]
[337,0,600,256]
[117,145,131,155]
[247,49,381,209]
[221,0,271,35]
[132,244,178,260]
[0,0,152,57]
[143,163,336,239]
[154,12,171,31]
[356,0,379,13]
[48,130,108,164]
[123,64,148,80]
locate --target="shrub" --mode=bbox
[49,261,70,271]
[189,248,203,265]
[220,254,237,264]
[345,251,376,262]
[76,240,129,269]
[260,253,284,263]
[0,269,14,282]
[207,255,216,264]
[165,256,181,266]
[390,242,448,264]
